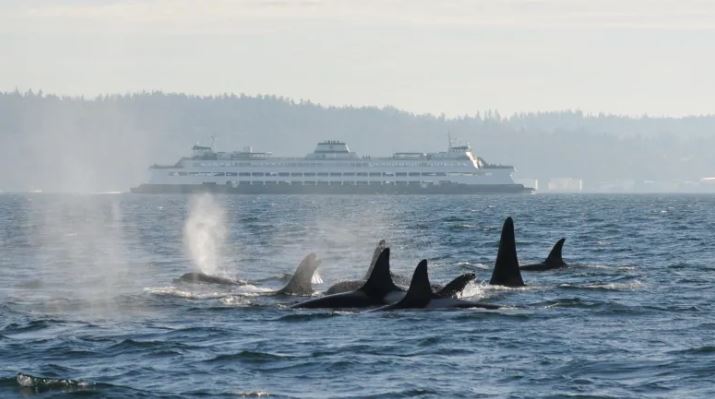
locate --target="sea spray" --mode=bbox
[183,194,228,276]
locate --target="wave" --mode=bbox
[669,345,715,355]
[235,391,273,398]
[12,372,95,392]
[274,312,339,322]
[144,286,231,300]
[533,298,600,309]
[558,280,644,291]
[203,351,291,364]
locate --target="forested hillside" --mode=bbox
[1,91,713,192]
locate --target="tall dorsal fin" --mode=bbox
[276,253,321,295]
[544,238,566,267]
[363,239,388,280]
[489,217,525,287]
[359,247,398,298]
[386,260,433,309]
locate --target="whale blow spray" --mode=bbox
[183,194,227,276]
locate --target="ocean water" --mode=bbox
[1,193,715,398]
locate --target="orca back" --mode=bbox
[435,273,475,298]
[489,217,525,287]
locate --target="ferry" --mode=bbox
[130,140,532,194]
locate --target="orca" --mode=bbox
[434,272,476,298]
[273,253,321,295]
[175,253,321,296]
[293,248,404,308]
[488,217,525,287]
[324,239,472,297]
[175,272,245,286]
[324,240,390,295]
[377,261,499,311]
[520,238,567,271]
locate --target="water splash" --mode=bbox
[16,373,93,392]
[183,194,228,276]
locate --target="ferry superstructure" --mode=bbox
[131,141,532,194]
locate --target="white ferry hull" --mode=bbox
[130,182,532,194]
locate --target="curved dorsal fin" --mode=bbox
[435,272,476,298]
[489,217,525,287]
[363,239,388,280]
[359,248,398,298]
[388,260,432,309]
[544,238,566,267]
[276,253,321,295]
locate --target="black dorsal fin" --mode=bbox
[489,217,525,287]
[363,240,388,280]
[386,260,433,309]
[359,248,398,298]
[276,253,321,295]
[544,238,566,267]
[435,272,476,298]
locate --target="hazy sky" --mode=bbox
[2,0,714,116]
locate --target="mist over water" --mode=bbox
[183,194,228,276]
[18,195,137,316]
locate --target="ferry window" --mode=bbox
[226,172,237,176]
[214,172,226,176]
[357,172,368,176]
[239,172,250,176]
[267,172,278,176]
[409,172,420,176]
[343,172,355,176]
[278,172,290,177]
[396,172,407,177]
[317,172,329,176]
[436,172,446,176]
[291,172,302,176]
[179,172,188,176]
[304,172,316,177]
[330,172,342,176]
[383,172,394,176]
[369,172,381,177]
[252,172,264,176]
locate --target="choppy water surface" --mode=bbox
[1,193,714,398]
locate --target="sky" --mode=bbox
[2,0,715,117]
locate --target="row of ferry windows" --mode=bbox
[230,181,442,185]
[192,162,471,167]
[167,171,476,177]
